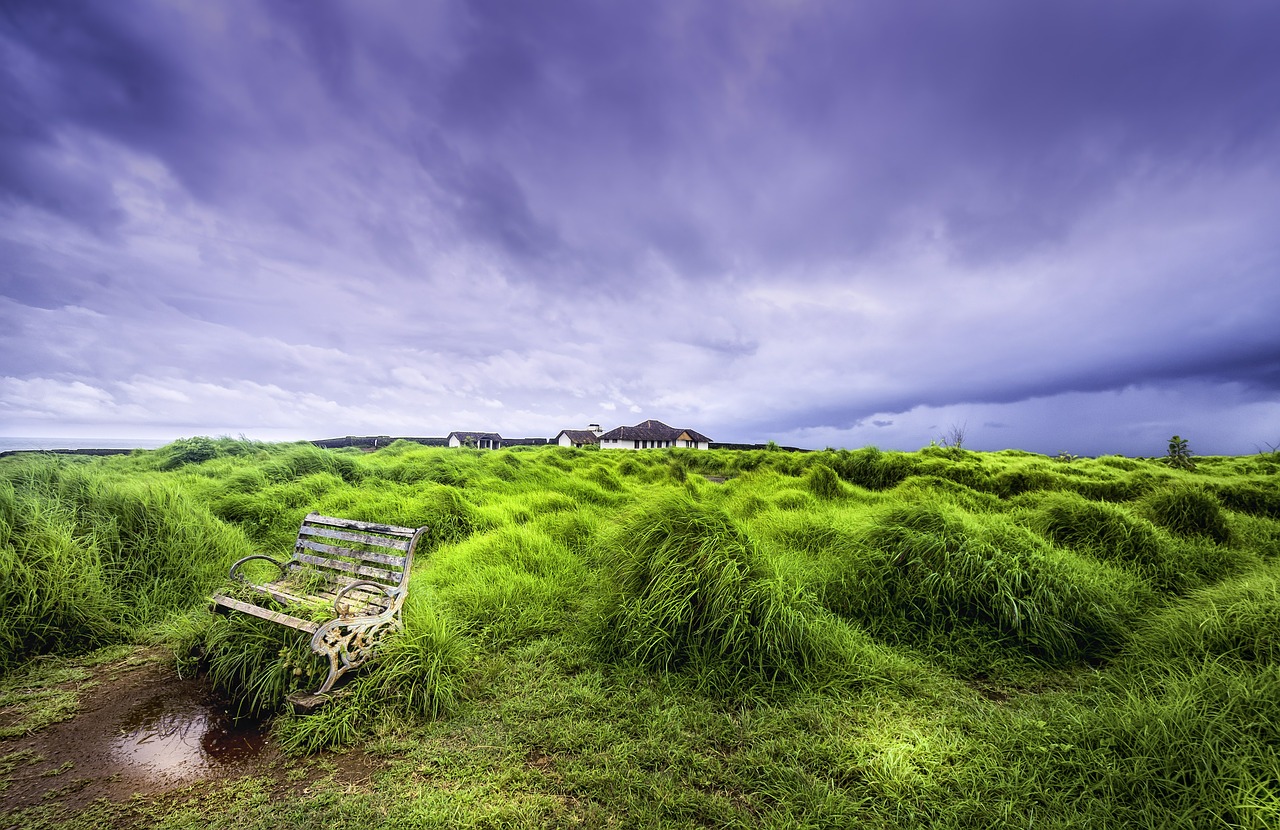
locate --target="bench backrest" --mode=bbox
[291,513,424,594]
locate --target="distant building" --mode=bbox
[599,419,712,450]
[555,424,604,448]
[446,431,503,449]
[446,431,551,449]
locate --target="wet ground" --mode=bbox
[108,678,270,780]
[0,653,278,814]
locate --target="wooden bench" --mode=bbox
[212,513,427,701]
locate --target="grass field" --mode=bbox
[2,439,1277,828]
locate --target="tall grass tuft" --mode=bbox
[825,447,913,491]
[1140,483,1231,544]
[374,591,471,718]
[825,500,1150,663]
[585,464,625,492]
[0,491,119,669]
[201,612,318,716]
[0,459,251,671]
[272,593,472,753]
[593,492,838,686]
[806,464,845,499]
[1030,490,1252,593]
[262,443,362,484]
[417,485,484,549]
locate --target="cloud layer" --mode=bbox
[3,1,1279,454]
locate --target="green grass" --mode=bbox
[1,441,1277,828]
[0,460,252,671]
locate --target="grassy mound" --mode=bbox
[1140,483,1231,543]
[0,460,250,671]
[806,463,846,499]
[3,443,1277,826]
[1123,561,1280,671]
[1030,490,1253,593]
[827,499,1149,663]
[426,524,587,648]
[825,446,914,490]
[593,492,841,686]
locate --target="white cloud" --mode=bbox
[0,377,116,420]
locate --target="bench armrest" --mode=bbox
[333,580,402,617]
[228,554,288,581]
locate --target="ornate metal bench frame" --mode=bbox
[212,513,427,699]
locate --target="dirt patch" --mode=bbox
[2,656,370,812]
[0,652,282,814]
[1,649,392,826]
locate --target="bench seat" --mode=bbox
[212,512,427,697]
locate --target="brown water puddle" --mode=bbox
[1,654,277,813]
[108,682,269,780]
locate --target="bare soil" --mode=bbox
[0,650,380,822]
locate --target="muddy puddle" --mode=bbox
[109,683,269,781]
[1,656,278,813]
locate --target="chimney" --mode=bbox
[589,423,602,434]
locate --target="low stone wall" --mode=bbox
[310,436,449,449]
[0,447,137,459]
[708,442,810,452]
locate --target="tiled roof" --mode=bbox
[556,429,600,444]
[447,431,502,441]
[598,420,711,442]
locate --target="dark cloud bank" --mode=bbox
[3,0,1278,455]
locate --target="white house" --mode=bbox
[598,419,712,450]
[555,424,604,448]
[446,431,503,449]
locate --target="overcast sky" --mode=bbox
[3,1,1278,455]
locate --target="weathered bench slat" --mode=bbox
[247,582,388,614]
[306,514,416,536]
[298,524,413,552]
[246,572,394,603]
[296,538,407,570]
[292,551,399,584]
[251,584,311,607]
[212,594,321,634]
[301,544,406,568]
[293,537,404,571]
[211,512,428,701]
[295,583,386,603]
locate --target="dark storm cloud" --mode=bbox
[748,1,1280,257]
[412,131,563,262]
[0,1,237,220]
[9,0,1276,271]
[3,1,1279,451]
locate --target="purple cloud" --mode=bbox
[2,1,1278,453]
